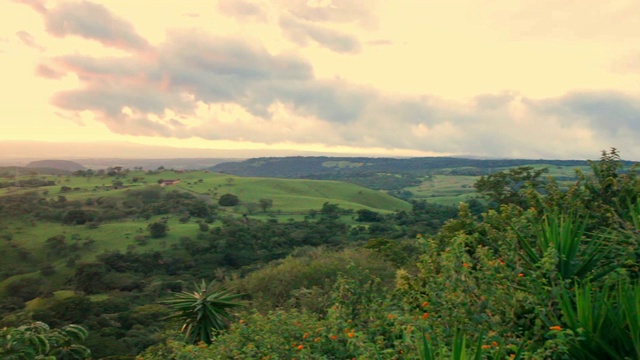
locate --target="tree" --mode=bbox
[161,280,244,344]
[259,198,273,212]
[148,221,169,238]
[71,263,107,294]
[63,209,95,225]
[356,209,383,222]
[580,148,639,220]
[474,166,548,208]
[0,322,90,359]
[218,193,239,207]
[188,200,211,218]
[320,202,341,219]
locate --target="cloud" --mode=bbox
[26,3,640,159]
[279,15,361,53]
[217,0,267,21]
[13,0,47,14]
[39,23,640,159]
[282,0,378,28]
[36,64,64,79]
[530,91,640,137]
[16,30,45,51]
[43,1,150,52]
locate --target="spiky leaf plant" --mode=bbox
[512,212,617,283]
[162,280,244,344]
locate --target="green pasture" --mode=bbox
[4,170,411,214]
[406,175,478,204]
[0,215,204,295]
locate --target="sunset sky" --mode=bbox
[2,0,640,159]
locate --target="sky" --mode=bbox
[2,0,640,160]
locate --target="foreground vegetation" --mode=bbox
[1,149,638,359]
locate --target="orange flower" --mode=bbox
[330,335,337,340]
[462,263,470,268]
[347,332,355,338]
[314,337,320,343]
[549,325,562,331]
[482,345,491,349]
[492,341,498,347]
[422,312,429,319]
[297,344,304,350]
[387,314,394,319]
[421,301,428,308]
[518,273,524,277]
[239,319,244,324]
[303,332,309,339]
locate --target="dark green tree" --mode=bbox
[63,209,95,225]
[148,221,169,238]
[71,263,108,294]
[474,166,548,208]
[259,198,273,212]
[218,193,239,207]
[356,209,383,222]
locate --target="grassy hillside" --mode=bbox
[1,170,410,213]
[0,169,411,295]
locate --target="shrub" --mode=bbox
[218,193,239,207]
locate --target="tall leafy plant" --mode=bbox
[512,212,617,283]
[162,280,244,344]
[556,281,640,360]
[0,322,90,360]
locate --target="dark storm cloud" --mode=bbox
[44,1,150,51]
[16,31,45,51]
[279,15,361,53]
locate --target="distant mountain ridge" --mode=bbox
[25,160,86,172]
[209,156,594,178]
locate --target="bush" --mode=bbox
[218,193,240,207]
[147,221,168,238]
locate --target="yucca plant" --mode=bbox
[512,212,617,282]
[416,329,524,360]
[161,280,244,344]
[556,280,640,360]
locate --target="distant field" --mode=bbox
[401,164,590,206]
[406,175,479,206]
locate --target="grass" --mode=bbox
[406,175,479,205]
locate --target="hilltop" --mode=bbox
[25,159,85,172]
[209,156,591,178]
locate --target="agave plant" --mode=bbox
[556,280,640,360]
[512,212,617,283]
[161,280,244,344]
[416,329,524,360]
